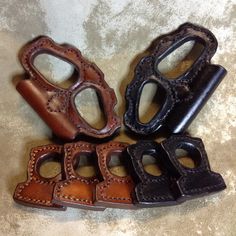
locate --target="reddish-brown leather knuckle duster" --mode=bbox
[95,142,135,209]
[16,36,121,140]
[13,144,66,210]
[53,142,105,210]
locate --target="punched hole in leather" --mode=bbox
[16,36,121,140]
[33,53,79,89]
[124,22,227,136]
[53,142,105,211]
[13,144,66,210]
[95,142,136,209]
[161,135,226,202]
[127,141,181,208]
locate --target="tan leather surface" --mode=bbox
[53,142,105,210]
[13,144,66,210]
[95,142,135,209]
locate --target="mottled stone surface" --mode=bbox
[0,0,235,235]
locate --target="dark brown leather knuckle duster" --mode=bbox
[17,36,121,140]
[95,142,135,209]
[127,135,226,207]
[53,142,105,210]
[13,144,66,210]
[124,22,227,135]
[161,135,226,201]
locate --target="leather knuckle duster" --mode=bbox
[13,144,66,210]
[124,22,227,135]
[16,36,121,140]
[95,142,135,209]
[52,142,105,211]
[127,135,226,207]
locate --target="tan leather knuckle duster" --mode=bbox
[95,142,136,209]
[16,36,121,140]
[53,142,105,211]
[13,144,66,210]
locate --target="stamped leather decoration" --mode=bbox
[17,36,121,140]
[95,142,135,208]
[13,144,66,210]
[161,135,226,201]
[53,142,105,210]
[124,22,227,135]
[127,141,179,207]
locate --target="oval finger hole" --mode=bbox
[157,41,205,80]
[175,147,201,169]
[75,88,106,130]
[108,153,128,177]
[138,82,167,124]
[73,153,98,178]
[39,153,62,178]
[142,154,162,176]
[34,54,79,88]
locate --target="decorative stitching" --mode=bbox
[96,142,133,202]
[14,144,63,206]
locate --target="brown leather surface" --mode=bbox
[53,142,105,210]
[13,144,66,210]
[95,142,135,209]
[17,36,121,140]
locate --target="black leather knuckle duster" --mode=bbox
[127,135,226,207]
[124,22,227,135]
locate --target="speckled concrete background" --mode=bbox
[0,0,236,235]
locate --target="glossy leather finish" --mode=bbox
[127,141,179,207]
[124,23,227,135]
[53,142,105,210]
[13,144,66,210]
[161,135,226,201]
[17,36,121,140]
[127,135,226,207]
[95,142,135,209]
